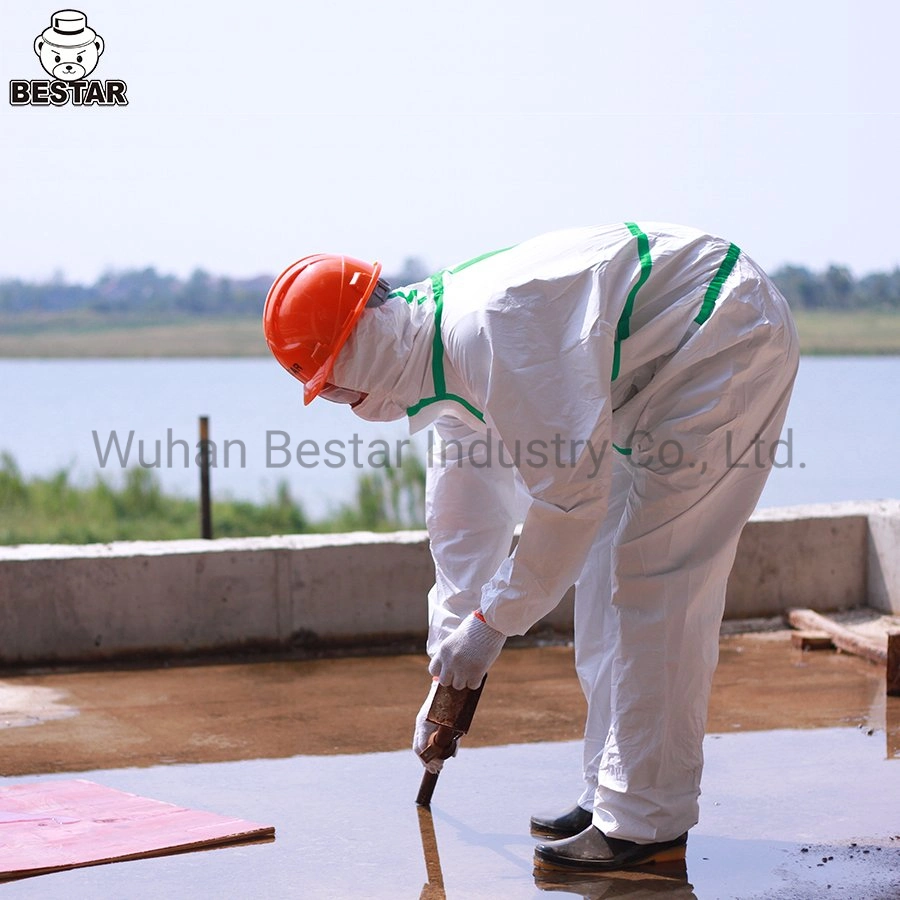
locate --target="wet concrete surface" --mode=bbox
[1,632,899,897]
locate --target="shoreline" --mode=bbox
[1,310,899,357]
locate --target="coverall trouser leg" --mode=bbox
[574,267,799,842]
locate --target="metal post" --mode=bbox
[199,415,212,539]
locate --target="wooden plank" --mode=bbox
[888,632,900,697]
[786,609,887,666]
[790,630,836,651]
[0,780,274,880]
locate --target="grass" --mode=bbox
[0,455,308,544]
[789,310,900,355]
[0,452,426,545]
[0,314,266,358]
[1,310,899,357]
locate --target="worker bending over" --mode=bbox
[264,222,799,872]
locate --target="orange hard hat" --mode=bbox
[263,254,384,404]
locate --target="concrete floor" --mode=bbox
[1,632,899,898]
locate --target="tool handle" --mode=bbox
[419,724,458,764]
[416,770,439,807]
[415,675,488,806]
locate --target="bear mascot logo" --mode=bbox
[9,8,127,106]
[34,9,104,81]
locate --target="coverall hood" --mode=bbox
[331,289,434,423]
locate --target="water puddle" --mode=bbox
[0,684,77,728]
[1,728,898,898]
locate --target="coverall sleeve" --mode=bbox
[424,415,522,657]
[475,302,618,637]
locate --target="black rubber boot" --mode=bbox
[534,824,688,872]
[530,804,593,839]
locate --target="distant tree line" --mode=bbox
[1,259,898,316]
[773,265,900,311]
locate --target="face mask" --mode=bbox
[349,391,408,422]
[318,384,365,406]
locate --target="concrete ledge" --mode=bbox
[0,502,898,665]
[728,503,869,618]
[730,500,900,617]
[868,504,900,614]
[0,532,433,666]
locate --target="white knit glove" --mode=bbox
[429,612,507,690]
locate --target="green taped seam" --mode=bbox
[407,393,485,422]
[429,272,446,395]
[407,270,486,423]
[450,245,515,274]
[613,223,652,381]
[613,444,632,456]
[695,243,741,325]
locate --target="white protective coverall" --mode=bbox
[332,222,799,843]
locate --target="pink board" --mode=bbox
[0,779,274,880]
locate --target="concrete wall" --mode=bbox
[868,504,900,614]
[0,533,435,665]
[728,500,900,618]
[0,501,897,666]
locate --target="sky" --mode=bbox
[1,0,898,285]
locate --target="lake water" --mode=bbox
[1,357,898,519]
